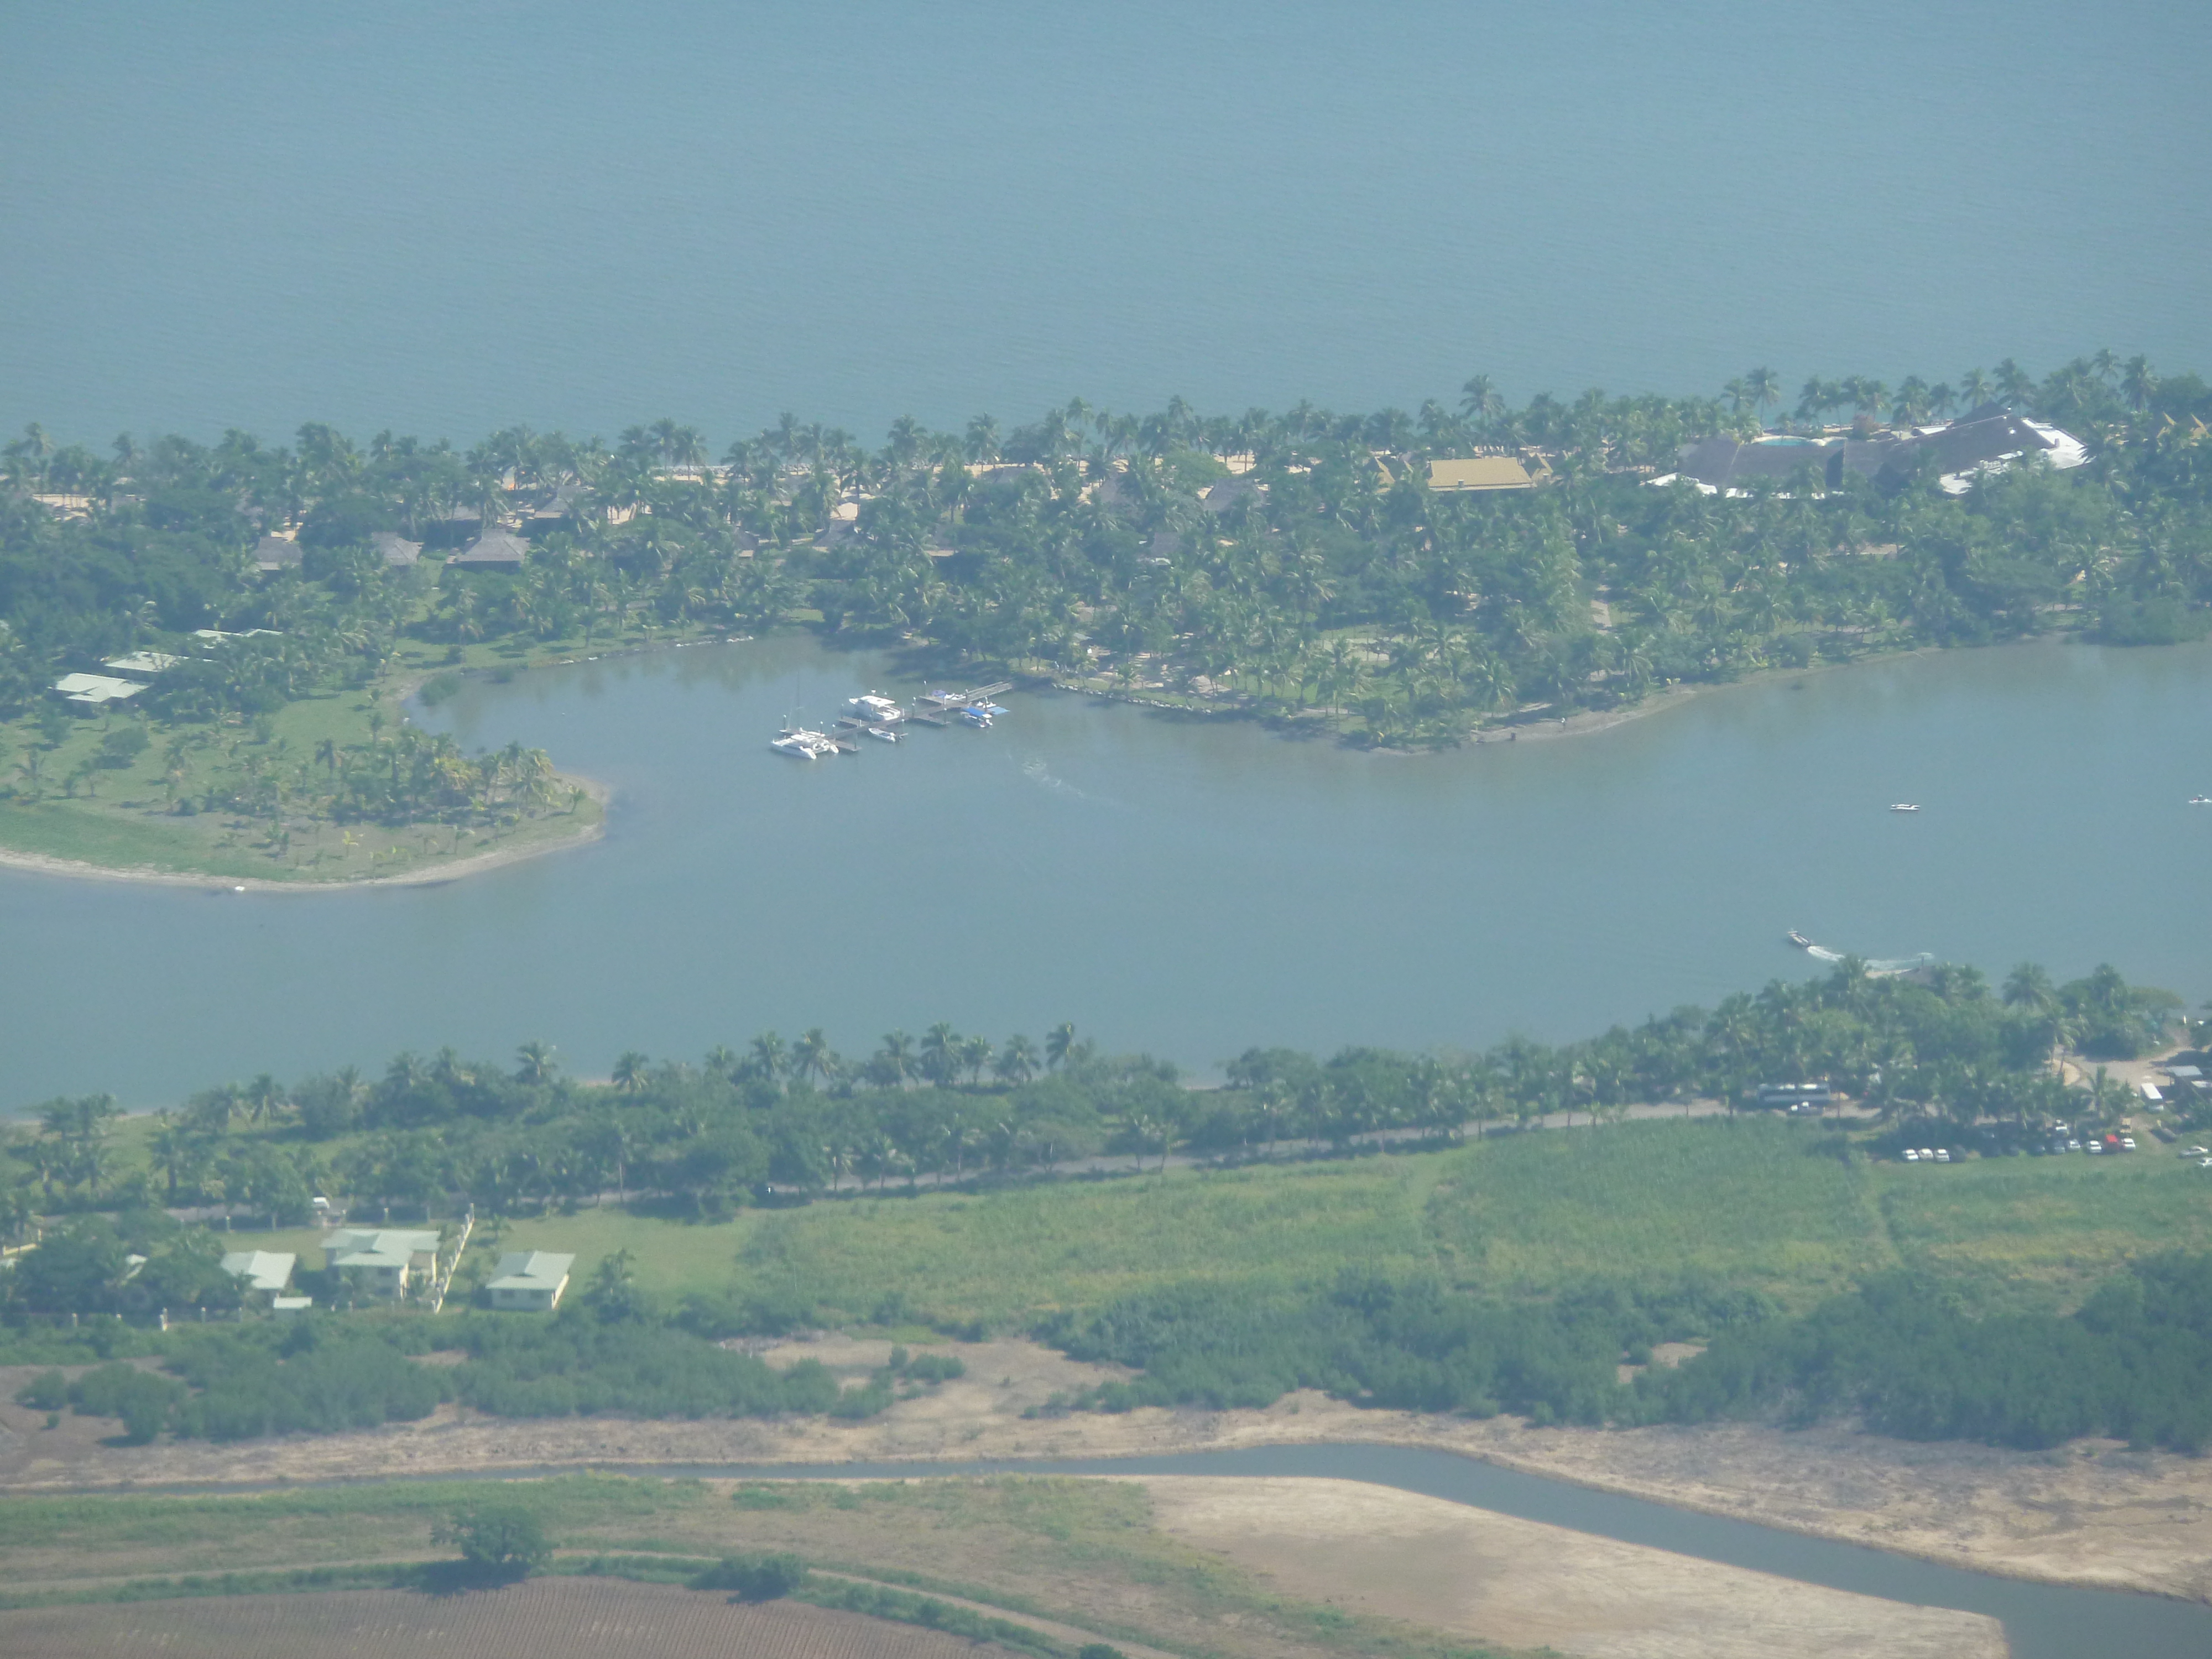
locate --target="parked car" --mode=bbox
[1902,1149,1919,1161]
[1934,1148,1952,1163]
[2120,1136,2137,1151]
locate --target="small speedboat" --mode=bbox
[1786,930,1813,948]
[2189,795,2211,806]
[1889,803,1920,813]
[865,725,900,743]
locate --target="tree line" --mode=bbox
[3,957,2189,1235]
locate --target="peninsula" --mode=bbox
[4,351,2207,881]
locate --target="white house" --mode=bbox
[485,1250,574,1312]
[324,1228,441,1298]
[221,1250,296,1294]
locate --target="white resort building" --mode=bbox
[485,1250,574,1312]
[323,1228,442,1299]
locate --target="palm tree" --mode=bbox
[994,1034,1038,1086]
[1744,367,1782,427]
[611,1050,650,1093]
[1959,367,1992,409]
[1045,1023,1078,1071]
[750,1030,788,1086]
[874,1031,916,1089]
[920,1022,960,1087]
[792,1028,833,1088]
[2121,356,2158,413]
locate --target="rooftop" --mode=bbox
[451,526,530,565]
[221,1249,296,1292]
[487,1250,575,1291]
[253,534,303,571]
[371,530,424,566]
[103,650,185,676]
[53,672,145,705]
[1428,456,1536,492]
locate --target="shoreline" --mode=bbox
[0,773,609,893]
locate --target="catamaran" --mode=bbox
[770,727,839,759]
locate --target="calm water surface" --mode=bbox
[3,2,2208,442]
[2,637,2207,1109]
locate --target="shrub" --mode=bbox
[432,1501,550,1577]
[693,1551,808,1600]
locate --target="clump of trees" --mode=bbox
[1040,1253,2212,1454]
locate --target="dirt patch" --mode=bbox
[0,1575,1013,1659]
[1141,1475,2005,1659]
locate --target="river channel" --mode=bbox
[2,634,2210,1109]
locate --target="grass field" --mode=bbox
[467,1117,2212,1324]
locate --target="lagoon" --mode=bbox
[2,635,2208,1112]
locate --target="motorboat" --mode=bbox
[1889,803,1920,812]
[848,691,906,724]
[961,706,995,728]
[2190,795,2211,806]
[864,725,900,743]
[1786,930,1813,948]
[771,727,839,759]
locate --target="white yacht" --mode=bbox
[1889,802,1920,813]
[847,691,905,724]
[864,725,900,743]
[771,727,839,759]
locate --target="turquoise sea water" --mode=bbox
[3,2,2208,445]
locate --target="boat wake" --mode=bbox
[1788,931,1934,975]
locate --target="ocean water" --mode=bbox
[2,1,2208,448]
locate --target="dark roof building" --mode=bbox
[253,534,302,572]
[450,526,530,567]
[1667,407,2088,496]
[371,530,423,566]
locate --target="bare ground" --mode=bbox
[1140,1474,2005,1659]
[5,1334,2209,1605]
[0,1575,1019,1659]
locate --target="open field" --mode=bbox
[0,1472,1548,1659]
[82,1114,2212,1322]
[461,1117,2212,1321]
[1145,1475,2005,1659]
[0,1577,1030,1659]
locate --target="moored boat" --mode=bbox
[771,727,839,759]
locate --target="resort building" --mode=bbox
[1427,456,1536,492]
[220,1250,296,1295]
[485,1250,574,1312]
[1661,405,2089,497]
[450,526,530,567]
[102,650,184,676]
[323,1228,441,1299]
[51,672,145,706]
[371,530,424,566]
[253,533,303,572]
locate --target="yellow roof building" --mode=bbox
[1427,456,1535,492]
